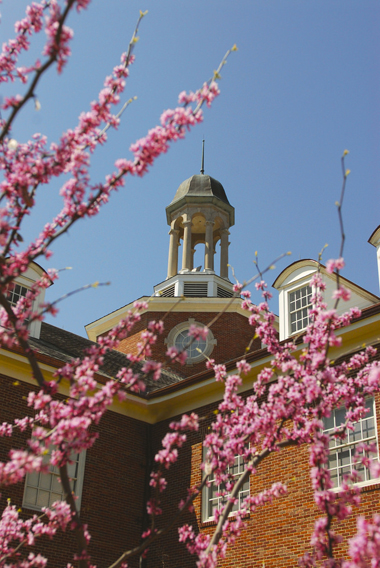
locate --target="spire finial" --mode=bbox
[200,139,205,175]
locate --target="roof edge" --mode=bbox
[368,225,380,246]
[272,259,380,302]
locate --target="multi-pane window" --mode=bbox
[6,282,29,308]
[175,330,207,360]
[289,285,312,334]
[323,399,378,488]
[23,451,86,511]
[203,454,250,521]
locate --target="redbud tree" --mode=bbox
[0,2,379,568]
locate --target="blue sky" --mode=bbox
[1,1,379,336]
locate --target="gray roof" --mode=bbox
[170,174,231,206]
[29,322,182,395]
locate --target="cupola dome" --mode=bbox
[170,174,231,206]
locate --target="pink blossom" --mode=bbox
[332,285,351,301]
[236,359,250,375]
[326,257,345,274]
[166,346,188,365]
[188,324,209,341]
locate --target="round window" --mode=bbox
[174,330,207,359]
[165,319,217,365]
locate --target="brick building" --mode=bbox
[1,172,380,567]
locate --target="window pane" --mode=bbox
[335,407,346,427]
[51,475,62,493]
[24,450,85,511]
[328,454,336,470]
[352,422,362,442]
[203,454,249,521]
[324,399,378,487]
[338,449,350,467]
[39,474,52,490]
[174,327,207,361]
[324,414,334,430]
[363,418,375,439]
[289,285,312,334]
[27,471,40,487]
[6,282,29,307]
[25,487,38,505]
[50,493,62,503]
[365,399,374,417]
[67,461,78,478]
[36,491,50,508]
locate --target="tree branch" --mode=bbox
[59,463,88,568]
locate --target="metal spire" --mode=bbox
[200,139,205,175]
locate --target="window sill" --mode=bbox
[330,478,380,493]
[201,511,250,527]
[22,503,44,512]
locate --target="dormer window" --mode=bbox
[289,285,312,334]
[6,282,29,308]
[273,259,379,341]
[2,262,53,339]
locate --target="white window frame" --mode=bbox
[323,398,379,489]
[202,453,250,522]
[4,274,45,339]
[288,284,313,335]
[23,450,86,512]
[6,282,29,308]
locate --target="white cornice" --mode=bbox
[85,296,251,341]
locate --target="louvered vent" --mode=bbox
[160,285,175,297]
[217,286,234,298]
[184,282,208,297]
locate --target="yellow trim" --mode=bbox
[3,309,380,425]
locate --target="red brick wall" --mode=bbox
[2,367,379,568]
[145,393,380,568]
[112,310,261,378]
[0,373,148,568]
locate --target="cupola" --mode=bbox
[154,153,235,299]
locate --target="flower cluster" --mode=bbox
[0,3,234,565]
[0,500,72,567]
[178,268,380,567]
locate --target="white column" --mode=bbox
[181,220,192,271]
[190,247,195,271]
[167,229,179,279]
[220,229,230,278]
[204,220,214,272]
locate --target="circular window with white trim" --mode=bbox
[165,318,217,365]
